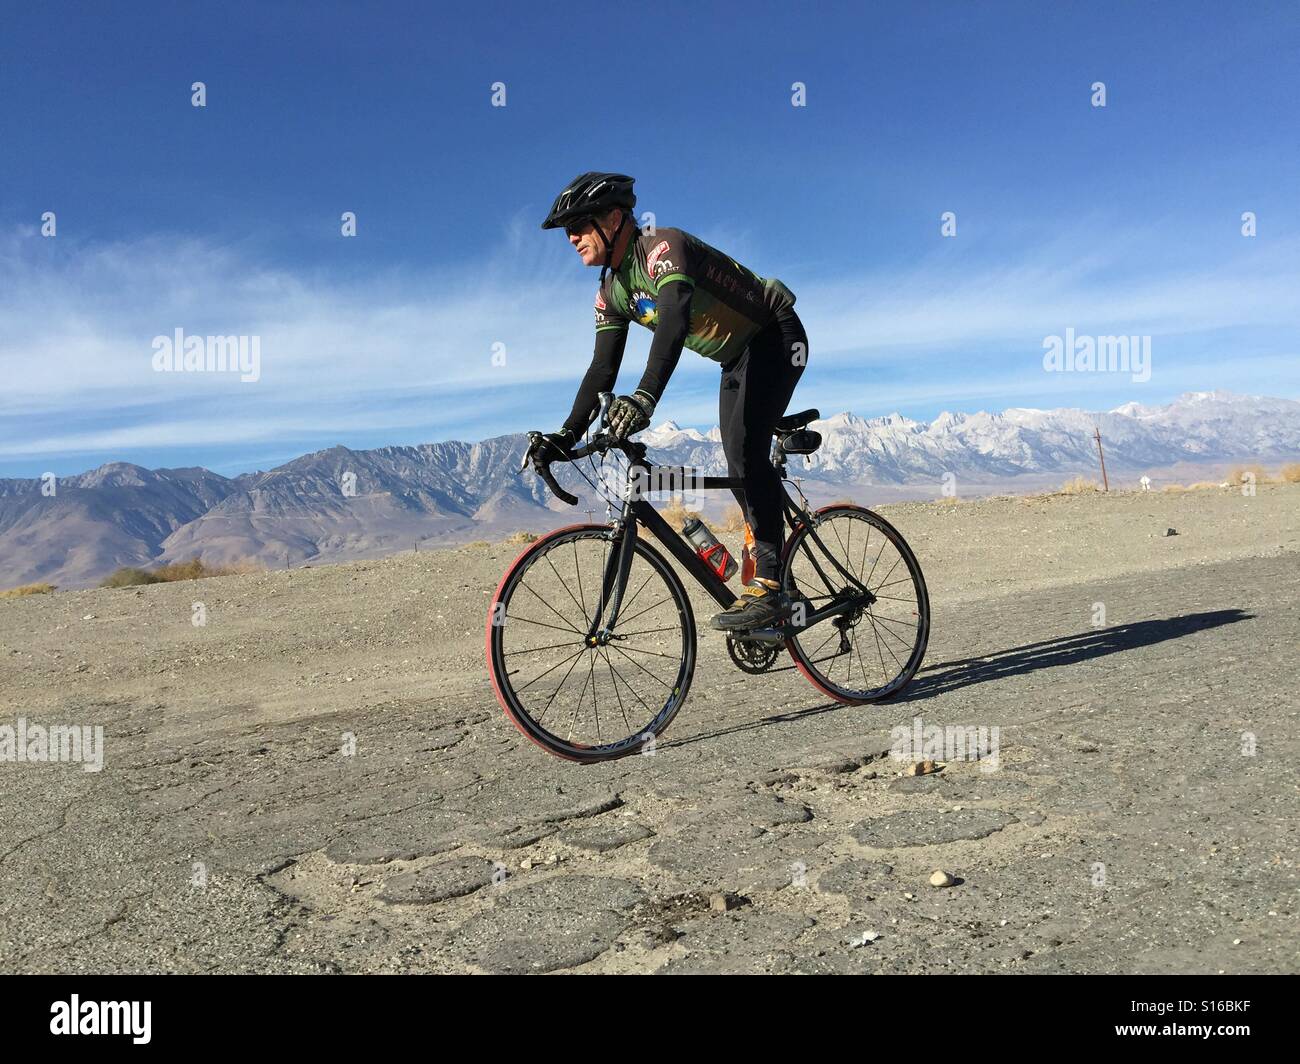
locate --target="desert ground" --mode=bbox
[1,483,1296,973]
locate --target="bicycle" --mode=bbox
[486,393,930,762]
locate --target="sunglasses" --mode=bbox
[564,217,595,238]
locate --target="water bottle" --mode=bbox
[682,517,738,581]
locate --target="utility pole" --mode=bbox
[1093,427,1110,491]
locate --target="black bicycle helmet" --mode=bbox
[540,172,636,230]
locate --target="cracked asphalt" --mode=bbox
[1,486,1297,973]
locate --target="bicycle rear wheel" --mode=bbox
[486,525,696,762]
[781,505,929,703]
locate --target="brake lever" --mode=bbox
[518,432,541,475]
[520,432,579,505]
[597,391,615,429]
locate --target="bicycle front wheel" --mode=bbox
[486,525,696,762]
[781,505,930,703]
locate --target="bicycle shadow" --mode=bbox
[661,609,1252,751]
[896,608,1252,702]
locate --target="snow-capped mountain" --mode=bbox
[638,391,1300,483]
[3,391,1297,589]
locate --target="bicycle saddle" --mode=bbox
[774,408,819,434]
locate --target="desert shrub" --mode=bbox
[0,582,56,599]
[660,495,702,532]
[152,558,208,582]
[1059,477,1101,494]
[1279,463,1300,483]
[100,567,163,588]
[465,540,492,549]
[718,504,746,533]
[101,556,259,588]
[505,530,539,544]
[1227,464,1272,487]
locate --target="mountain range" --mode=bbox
[2,390,1297,590]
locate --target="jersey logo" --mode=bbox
[651,257,677,278]
[646,240,670,273]
[594,289,606,310]
[631,290,658,326]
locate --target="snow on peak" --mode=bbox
[641,420,710,446]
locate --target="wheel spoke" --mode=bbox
[518,580,584,634]
[611,624,681,638]
[602,648,633,735]
[504,612,587,636]
[543,551,589,625]
[609,643,674,689]
[617,568,655,619]
[617,594,674,629]
[516,645,587,696]
[535,646,588,723]
[503,636,587,657]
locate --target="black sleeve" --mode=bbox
[634,280,693,403]
[562,326,628,437]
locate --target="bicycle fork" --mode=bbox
[585,520,639,646]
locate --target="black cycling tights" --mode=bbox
[718,308,807,583]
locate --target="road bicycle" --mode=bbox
[486,394,930,762]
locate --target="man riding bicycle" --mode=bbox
[528,171,809,631]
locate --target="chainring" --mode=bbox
[726,635,781,674]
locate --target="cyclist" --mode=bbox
[529,171,809,631]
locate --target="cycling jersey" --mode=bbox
[594,227,796,363]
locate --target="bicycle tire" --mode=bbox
[486,524,697,762]
[781,505,930,703]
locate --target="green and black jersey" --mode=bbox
[594,227,795,363]
[562,226,796,437]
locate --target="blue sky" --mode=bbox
[1,0,1297,477]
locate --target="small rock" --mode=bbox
[929,870,956,888]
[82,614,95,621]
[905,760,942,777]
[1163,527,1178,537]
[709,892,741,912]
[847,929,880,947]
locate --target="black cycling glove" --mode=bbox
[528,428,575,473]
[607,391,656,440]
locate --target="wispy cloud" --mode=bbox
[2,223,1297,468]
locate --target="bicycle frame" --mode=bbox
[587,449,876,641]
